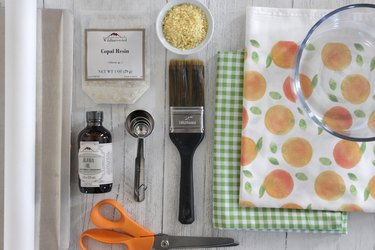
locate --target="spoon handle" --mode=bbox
[134,138,146,202]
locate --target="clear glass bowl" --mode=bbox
[294,4,375,141]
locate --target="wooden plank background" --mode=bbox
[3,0,375,249]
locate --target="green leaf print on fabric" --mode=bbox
[360,142,366,154]
[245,182,252,193]
[269,91,282,100]
[299,119,307,130]
[354,43,364,51]
[311,74,318,88]
[243,170,253,178]
[329,79,337,91]
[305,43,315,51]
[252,51,259,63]
[259,185,265,198]
[250,106,262,115]
[269,157,279,165]
[354,110,366,118]
[250,39,260,48]
[348,173,358,181]
[256,137,263,151]
[328,94,338,102]
[371,57,375,71]
[266,54,272,68]
[319,157,332,166]
[295,172,308,181]
[270,142,277,153]
[364,187,370,201]
[350,185,357,196]
[318,127,324,135]
[356,55,364,67]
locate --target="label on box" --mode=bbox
[85,29,145,80]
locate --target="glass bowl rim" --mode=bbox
[294,3,375,142]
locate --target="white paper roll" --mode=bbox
[4,0,37,249]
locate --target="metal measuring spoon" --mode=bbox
[125,110,154,202]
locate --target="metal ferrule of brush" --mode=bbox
[169,106,204,133]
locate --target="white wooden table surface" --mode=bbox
[8,0,375,249]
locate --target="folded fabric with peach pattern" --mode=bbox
[240,6,375,212]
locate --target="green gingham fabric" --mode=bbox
[213,51,348,233]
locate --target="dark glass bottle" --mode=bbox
[78,111,113,193]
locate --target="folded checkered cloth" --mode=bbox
[213,51,348,233]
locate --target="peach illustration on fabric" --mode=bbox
[315,170,346,201]
[341,74,370,104]
[265,105,295,135]
[367,176,375,199]
[271,41,299,69]
[321,42,352,71]
[323,106,353,133]
[263,169,294,199]
[242,106,249,129]
[339,204,363,212]
[282,137,312,168]
[283,74,313,103]
[333,140,362,169]
[239,200,255,207]
[241,34,375,212]
[368,111,375,133]
[240,136,258,166]
[281,203,303,209]
[243,71,266,101]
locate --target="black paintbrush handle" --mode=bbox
[170,133,204,224]
[179,152,195,224]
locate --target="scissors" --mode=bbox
[80,199,239,250]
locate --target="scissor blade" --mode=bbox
[154,234,238,249]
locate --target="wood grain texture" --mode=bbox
[3,0,375,249]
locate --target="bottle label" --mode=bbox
[78,141,113,188]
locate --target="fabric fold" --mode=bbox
[213,51,348,233]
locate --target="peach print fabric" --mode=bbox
[240,7,375,212]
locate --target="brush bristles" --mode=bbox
[169,59,205,107]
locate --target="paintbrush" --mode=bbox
[169,59,205,224]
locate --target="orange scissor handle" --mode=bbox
[80,228,154,250]
[90,199,154,237]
